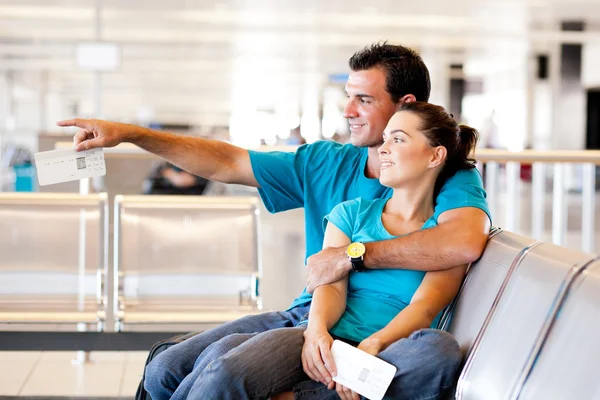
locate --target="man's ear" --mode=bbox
[400,94,417,104]
[430,146,447,169]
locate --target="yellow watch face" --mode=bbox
[347,242,366,258]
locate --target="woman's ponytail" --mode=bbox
[456,124,479,169]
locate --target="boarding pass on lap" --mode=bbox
[34,147,106,186]
[331,340,396,400]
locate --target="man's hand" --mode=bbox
[57,118,137,152]
[306,246,352,294]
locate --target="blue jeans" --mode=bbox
[186,326,309,399]
[144,306,310,400]
[293,329,461,400]
[147,313,460,400]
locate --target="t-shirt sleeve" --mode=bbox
[434,168,492,224]
[248,145,310,213]
[323,199,360,239]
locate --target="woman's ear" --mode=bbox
[429,146,447,169]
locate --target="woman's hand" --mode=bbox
[302,328,337,388]
[335,383,360,400]
[357,336,385,356]
[331,336,386,400]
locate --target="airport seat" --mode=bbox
[437,229,538,399]
[516,257,600,400]
[440,228,538,358]
[113,195,262,331]
[0,192,108,330]
[454,240,597,400]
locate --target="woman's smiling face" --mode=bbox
[378,111,441,188]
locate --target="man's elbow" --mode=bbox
[438,207,490,266]
[460,230,488,263]
[209,157,246,185]
[210,164,237,184]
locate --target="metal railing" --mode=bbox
[474,149,600,253]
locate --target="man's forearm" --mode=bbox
[306,208,489,290]
[364,212,489,271]
[129,126,258,187]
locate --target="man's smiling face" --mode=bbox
[343,67,399,149]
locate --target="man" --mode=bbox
[59,43,490,399]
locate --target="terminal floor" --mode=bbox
[0,351,147,398]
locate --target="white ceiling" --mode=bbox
[1,0,600,127]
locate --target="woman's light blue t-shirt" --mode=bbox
[323,197,441,343]
[248,141,491,310]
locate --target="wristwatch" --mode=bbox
[346,242,366,272]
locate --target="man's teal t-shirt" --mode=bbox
[248,141,490,310]
[324,197,441,343]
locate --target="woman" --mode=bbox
[297,101,478,399]
[165,102,480,399]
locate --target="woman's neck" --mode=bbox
[384,176,437,224]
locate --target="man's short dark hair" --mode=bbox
[348,42,431,103]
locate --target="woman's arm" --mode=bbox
[358,264,467,355]
[307,221,351,332]
[302,222,351,386]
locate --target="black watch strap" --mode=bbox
[350,257,366,272]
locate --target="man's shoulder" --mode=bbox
[443,167,483,188]
[302,141,363,158]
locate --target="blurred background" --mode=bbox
[1,1,600,398]
[0,0,598,153]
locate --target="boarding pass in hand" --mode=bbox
[331,340,396,400]
[34,147,106,186]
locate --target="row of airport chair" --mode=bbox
[0,192,262,331]
[2,193,599,398]
[440,228,598,399]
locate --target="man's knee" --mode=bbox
[144,353,172,393]
[144,344,194,390]
[188,355,251,399]
[211,333,254,356]
[194,333,254,370]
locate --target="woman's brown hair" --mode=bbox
[398,102,479,195]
